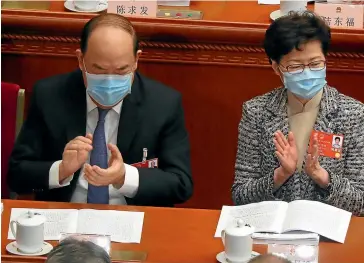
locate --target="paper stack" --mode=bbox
[253,232,320,245]
[215,200,351,243]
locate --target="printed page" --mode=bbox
[214,201,288,237]
[8,208,79,240]
[258,0,279,4]
[77,209,144,243]
[282,200,352,243]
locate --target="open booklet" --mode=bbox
[215,200,352,243]
[8,208,144,243]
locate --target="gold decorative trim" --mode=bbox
[1,33,265,52]
[2,34,80,43]
[2,33,364,70]
[141,42,265,53]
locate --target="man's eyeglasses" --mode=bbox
[280,60,326,75]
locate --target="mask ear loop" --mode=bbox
[82,59,89,74]
[277,65,286,88]
[130,63,138,75]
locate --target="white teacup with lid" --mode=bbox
[10,211,46,254]
[280,0,307,16]
[221,219,255,263]
[73,0,100,11]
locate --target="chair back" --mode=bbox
[1,82,25,198]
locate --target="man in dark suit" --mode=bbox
[8,13,193,207]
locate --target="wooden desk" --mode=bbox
[2,200,364,263]
[2,1,364,210]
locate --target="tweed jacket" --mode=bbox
[232,86,364,216]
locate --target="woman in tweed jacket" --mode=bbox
[232,12,364,216]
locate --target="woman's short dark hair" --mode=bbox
[335,137,341,141]
[264,11,331,63]
[80,13,139,55]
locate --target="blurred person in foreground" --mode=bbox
[8,13,192,207]
[248,254,291,263]
[232,11,364,215]
[46,239,110,263]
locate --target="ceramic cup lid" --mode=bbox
[225,219,255,237]
[16,211,46,227]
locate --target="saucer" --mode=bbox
[64,0,108,13]
[270,10,282,21]
[6,241,53,256]
[216,251,260,263]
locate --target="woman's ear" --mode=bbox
[272,61,281,76]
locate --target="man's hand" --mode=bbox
[273,131,298,189]
[305,137,330,188]
[84,144,126,187]
[59,134,93,183]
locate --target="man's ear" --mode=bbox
[272,61,280,76]
[76,49,88,88]
[134,50,142,70]
[75,49,84,71]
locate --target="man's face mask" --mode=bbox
[84,60,133,107]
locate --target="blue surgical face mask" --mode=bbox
[282,68,327,99]
[84,63,133,107]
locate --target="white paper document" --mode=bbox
[158,0,190,6]
[215,200,352,243]
[75,209,144,243]
[8,208,145,243]
[258,0,280,4]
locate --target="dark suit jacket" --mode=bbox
[8,70,193,207]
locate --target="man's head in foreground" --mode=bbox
[46,239,111,263]
[248,254,292,263]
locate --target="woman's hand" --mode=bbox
[305,137,330,188]
[273,131,298,188]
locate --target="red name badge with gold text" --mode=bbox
[131,158,158,168]
[309,130,344,159]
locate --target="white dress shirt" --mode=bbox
[48,95,139,205]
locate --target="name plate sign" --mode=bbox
[108,0,157,18]
[315,2,364,29]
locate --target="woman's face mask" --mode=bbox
[277,57,327,100]
[281,67,327,100]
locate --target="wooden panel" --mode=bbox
[2,1,364,209]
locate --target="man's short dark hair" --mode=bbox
[248,254,292,263]
[81,13,139,55]
[264,11,331,63]
[46,239,111,263]
[335,137,341,141]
